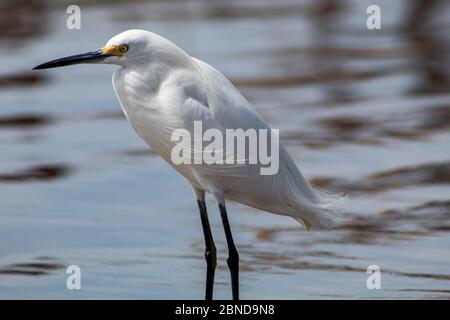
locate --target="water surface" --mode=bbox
[0,0,449,299]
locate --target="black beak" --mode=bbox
[33,50,111,70]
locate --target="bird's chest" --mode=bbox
[112,69,182,157]
[114,68,160,112]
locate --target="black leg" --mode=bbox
[197,200,217,300]
[219,204,239,300]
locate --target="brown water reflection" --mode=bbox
[0,259,64,277]
[0,114,53,128]
[0,164,72,183]
[249,199,450,246]
[235,67,398,88]
[0,0,49,42]
[0,72,49,88]
[312,162,450,194]
[283,104,450,148]
[406,0,450,93]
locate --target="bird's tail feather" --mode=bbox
[292,186,346,230]
[280,147,345,230]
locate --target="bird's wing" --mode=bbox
[170,58,344,229]
[151,57,279,185]
[173,97,253,178]
[192,57,271,131]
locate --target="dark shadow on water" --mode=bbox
[0,113,53,129]
[283,105,450,148]
[331,200,450,245]
[404,0,450,94]
[120,148,157,158]
[0,0,49,43]
[91,110,125,120]
[0,72,49,88]
[0,258,63,277]
[237,200,450,283]
[233,67,400,88]
[311,162,450,195]
[0,164,73,183]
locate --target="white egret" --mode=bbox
[33,29,343,300]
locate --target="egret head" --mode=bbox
[33,29,181,70]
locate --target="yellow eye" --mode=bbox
[119,45,129,53]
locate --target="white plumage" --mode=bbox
[106,30,343,230]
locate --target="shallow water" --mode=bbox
[1,0,450,299]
